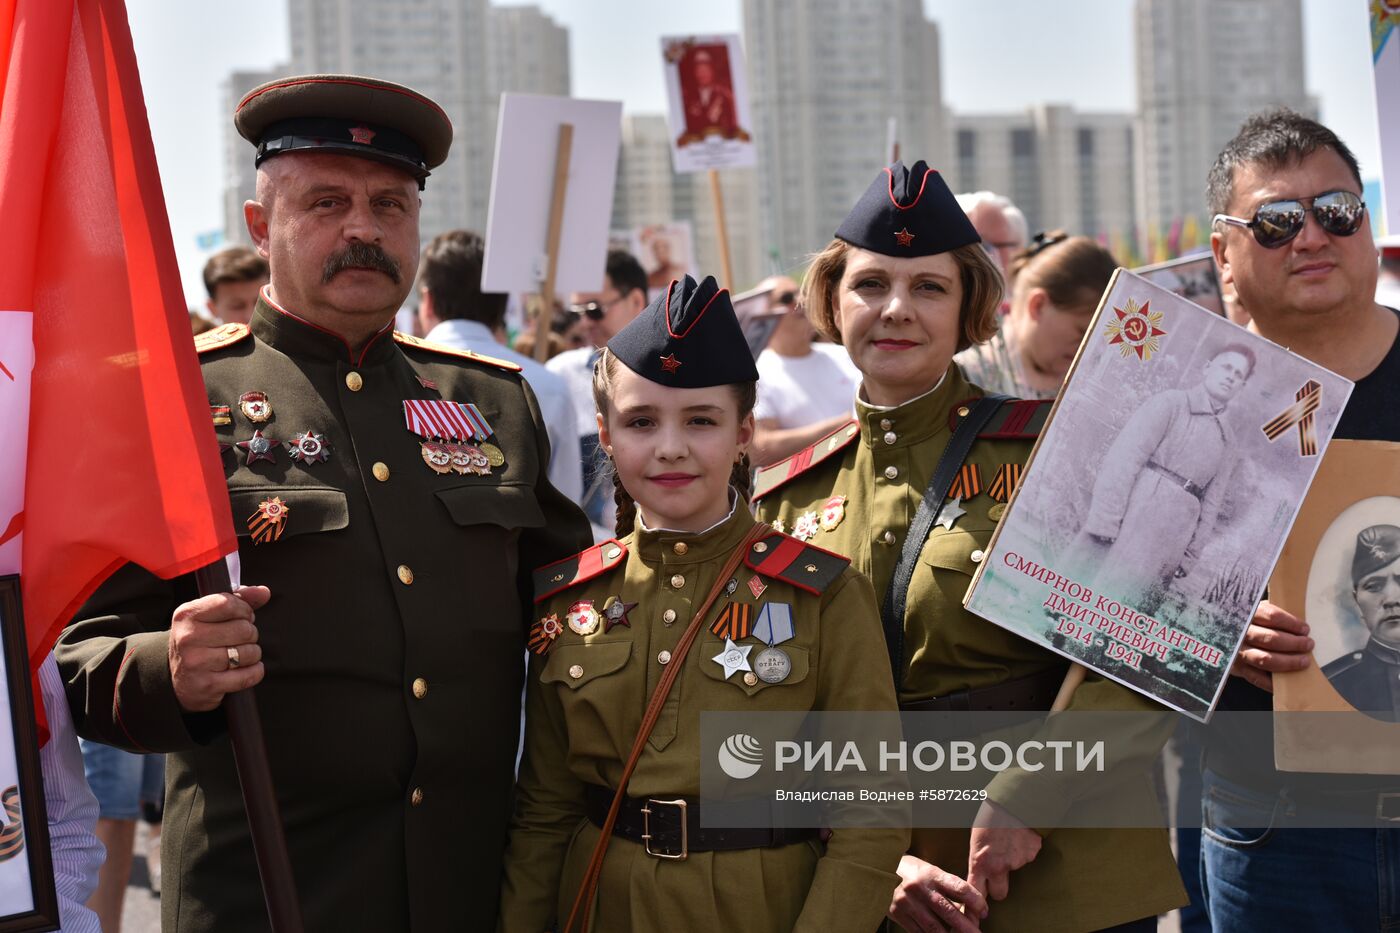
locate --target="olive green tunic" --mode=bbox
[498,504,908,933]
[754,365,1186,933]
[56,298,591,932]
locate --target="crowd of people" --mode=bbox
[26,68,1400,933]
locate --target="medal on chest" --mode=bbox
[566,600,601,636]
[403,399,505,475]
[752,602,795,684]
[289,430,331,464]
[239,391,272,423]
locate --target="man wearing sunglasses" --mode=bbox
[546,250,650,536]
[1200,109,1400,932]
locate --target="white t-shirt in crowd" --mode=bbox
[753,342,861,428]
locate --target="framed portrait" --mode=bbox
[964,270,1352,720]
[1271,440,1400,773]
[660,34,756,173]
[730,284,783,360]
[633,222,698,300]
[1133,253,1226,318]
[0,578,56,932]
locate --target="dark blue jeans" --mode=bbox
[1200,769,1400,931]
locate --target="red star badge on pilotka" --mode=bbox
[893,228,916,247]
[659,354,682,374]
[349,125,376,145]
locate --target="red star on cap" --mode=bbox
[893,227,916,247]
[349,125,376,145]
[659,354,682,374]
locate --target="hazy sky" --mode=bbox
[125,0,1382,306]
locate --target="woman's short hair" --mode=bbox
[800,239,1003,353]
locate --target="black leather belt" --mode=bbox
[898,666,1069,713]
[583,785,817,859]
[1285,788,1400,823]
[1147,461,1205,499]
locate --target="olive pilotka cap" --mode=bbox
[234,74,453,189]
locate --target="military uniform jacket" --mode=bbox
[753,365,1186,933]
[56,297,591,932]
[498,503,907,932]
[1323,635,1400,718]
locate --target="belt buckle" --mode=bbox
[1377,793,1400,823]
[641,798,688,860]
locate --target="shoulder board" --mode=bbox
[393,331,522,372]
[744,532,850,595]
[533,539,627,603]
[193,323,251,355]
[751,419,860,501]
[1321,651,1364,679]
[947,397,1053,439]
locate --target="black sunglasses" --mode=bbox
[1213,190,1366,249]
[771,290,797,307]
[569,293,626,321]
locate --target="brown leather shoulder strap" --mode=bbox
[563,522,771,933]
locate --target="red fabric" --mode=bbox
[0,0,237,728]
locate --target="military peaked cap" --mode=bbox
[235,74,453,188]
[835,160,980,257]
[607,274,760,387]
[1354,524,1400,585]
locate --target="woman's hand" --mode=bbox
[888,854,988,933]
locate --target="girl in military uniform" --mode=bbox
[498,275,907,932]
[752,162,1186,933]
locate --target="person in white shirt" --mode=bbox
[545,250,650,538]
[750,275,861,464]
[415,230,582,503]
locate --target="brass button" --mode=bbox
[881,530,897,546]
[372,462,390,482]
[673,541,689,556]
[663,609,677,625]
[743,672,758,687]
[957,405,970,418]
[884,465,899,480]
[752,541,768,554]
[658,650,672,666]
[410,787,423,807]
[880,418,893,431]
[971,549,985,563]
[346,371,363,391]
[604,545,622,560]
[670,574,685,589]
[569,664,584,679]
[883,431,897,445]
[412,678,428,699]
[397,564,414,585]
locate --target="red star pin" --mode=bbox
[349,125,376,145]
[659,354,682,374]
[894,227,916,247]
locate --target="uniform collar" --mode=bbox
[1366,633,1400,667]
[1187,383,1227,416]
[855,364,965,449]
[250,288,399,367]
[631,491,755,566]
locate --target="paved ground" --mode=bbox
[120,822,160,932]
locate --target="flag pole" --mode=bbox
[194,560,305,933]
[707,168,735,290]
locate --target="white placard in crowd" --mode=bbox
[1372,1,1400,235]
[632,222,698,298]
[964,271,1352,720]
[660,34,756,174]
[481,94,623,295]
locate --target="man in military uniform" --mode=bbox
[56,74,590,932]
[1322,524,1400,717]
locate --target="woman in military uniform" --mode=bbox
[752,162,1186,933]
[498,275,907,932]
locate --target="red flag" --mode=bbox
[0,1,236,675]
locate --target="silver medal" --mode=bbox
[753,646,792,684]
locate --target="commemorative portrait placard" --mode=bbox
[964,270,1352,720]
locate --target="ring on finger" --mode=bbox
[227,646,242,670]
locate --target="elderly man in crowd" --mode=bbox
[57,74,589,932]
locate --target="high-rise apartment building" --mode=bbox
[221,66,288,248]
[949,105,1137,242]
[225,1,570,247]
[742,0,948,272]
[611,115,763,291]
[1134,0,1312,234]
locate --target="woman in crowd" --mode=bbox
[752,161,1185,933]
[498,274,907,932]
[955,231,1118,399]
